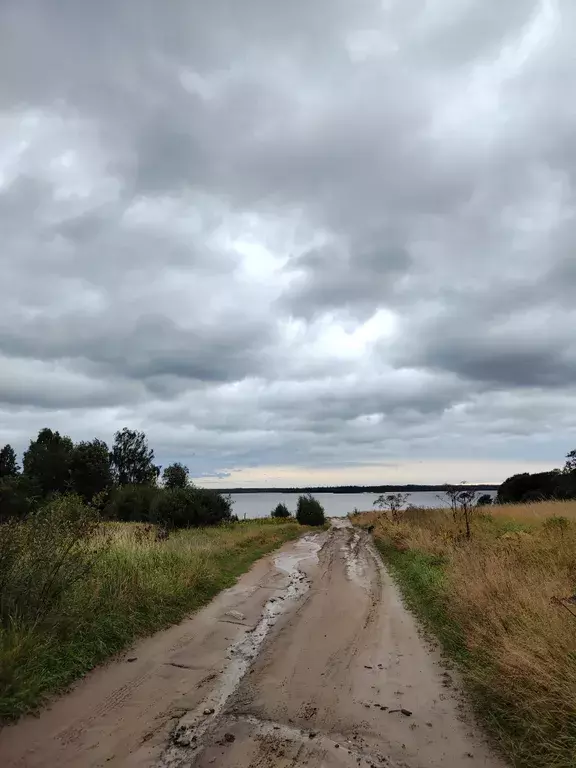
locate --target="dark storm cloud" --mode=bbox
[0,312,276,385]
[0,0,574,478]
[282,240,412,319]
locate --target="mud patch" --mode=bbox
[159,534,324,767]
[198,714,404,768]
[340,527,371,589]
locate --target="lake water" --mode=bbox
[228,490,497,520]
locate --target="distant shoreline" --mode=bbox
[215,484,499,494]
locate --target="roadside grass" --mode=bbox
[352,503,576,768]
[0,514,304,723]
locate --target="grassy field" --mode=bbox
[352,501,576,768]
[0,510,304,723]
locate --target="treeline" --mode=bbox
[498,449,576,503]
[221,484,499,494]
[0,428,232,528]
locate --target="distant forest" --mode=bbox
[220,484,499,494]
[498,449,576,503]
[7,425,574,511]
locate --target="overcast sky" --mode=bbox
[0,0,573,487]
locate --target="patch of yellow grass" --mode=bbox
[353,502,576,767]
[490,498,576,521]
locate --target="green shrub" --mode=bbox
[104,484,232,528]
[271,502,290,518]
[104,484,160,522]
[185,487,233,527]
[102,484,233,528]
[296,494,325,526]
[151,486,233,528]
[0,495,100,627]
[150,486,193,528]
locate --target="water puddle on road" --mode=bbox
[274,533,323,579]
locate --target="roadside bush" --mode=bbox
[296,494,325,526]
[0,494,100,627]
[151,486,233,528]
[102,484,232,528]
[104,484,160,522]
[189,487,233,526]
[271,502,290,518]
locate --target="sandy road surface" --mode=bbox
[0,520,505,768]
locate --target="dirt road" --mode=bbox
[0,520,505,768]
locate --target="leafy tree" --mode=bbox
[22,428,74,497]
[71,439,113,502]
[0,444,19,478]
[296,494,325,526]
[271,502,290,518]
[564,449,576,474]
[110,428,160,486]
[497,470,575,503]
[374,492,410,522]
[163,462,189,489]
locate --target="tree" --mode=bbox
[374,492,410,522]
[71,439,113,502]
[497,470,575,503]
[22,428,74,497]
[163,462,189,489]
[476,493,493,507]
[271,502,290,518]
[110,428,160,486]
[296,494,325,526]
[0,444,19,478]
[564,449,576,474]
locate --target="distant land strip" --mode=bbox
[216,484,500,494]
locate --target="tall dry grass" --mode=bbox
[353,502,576,768]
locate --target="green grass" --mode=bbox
[0,517,304,722]
[375,541,467,660]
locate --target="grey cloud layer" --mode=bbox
[0,0,574,478]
